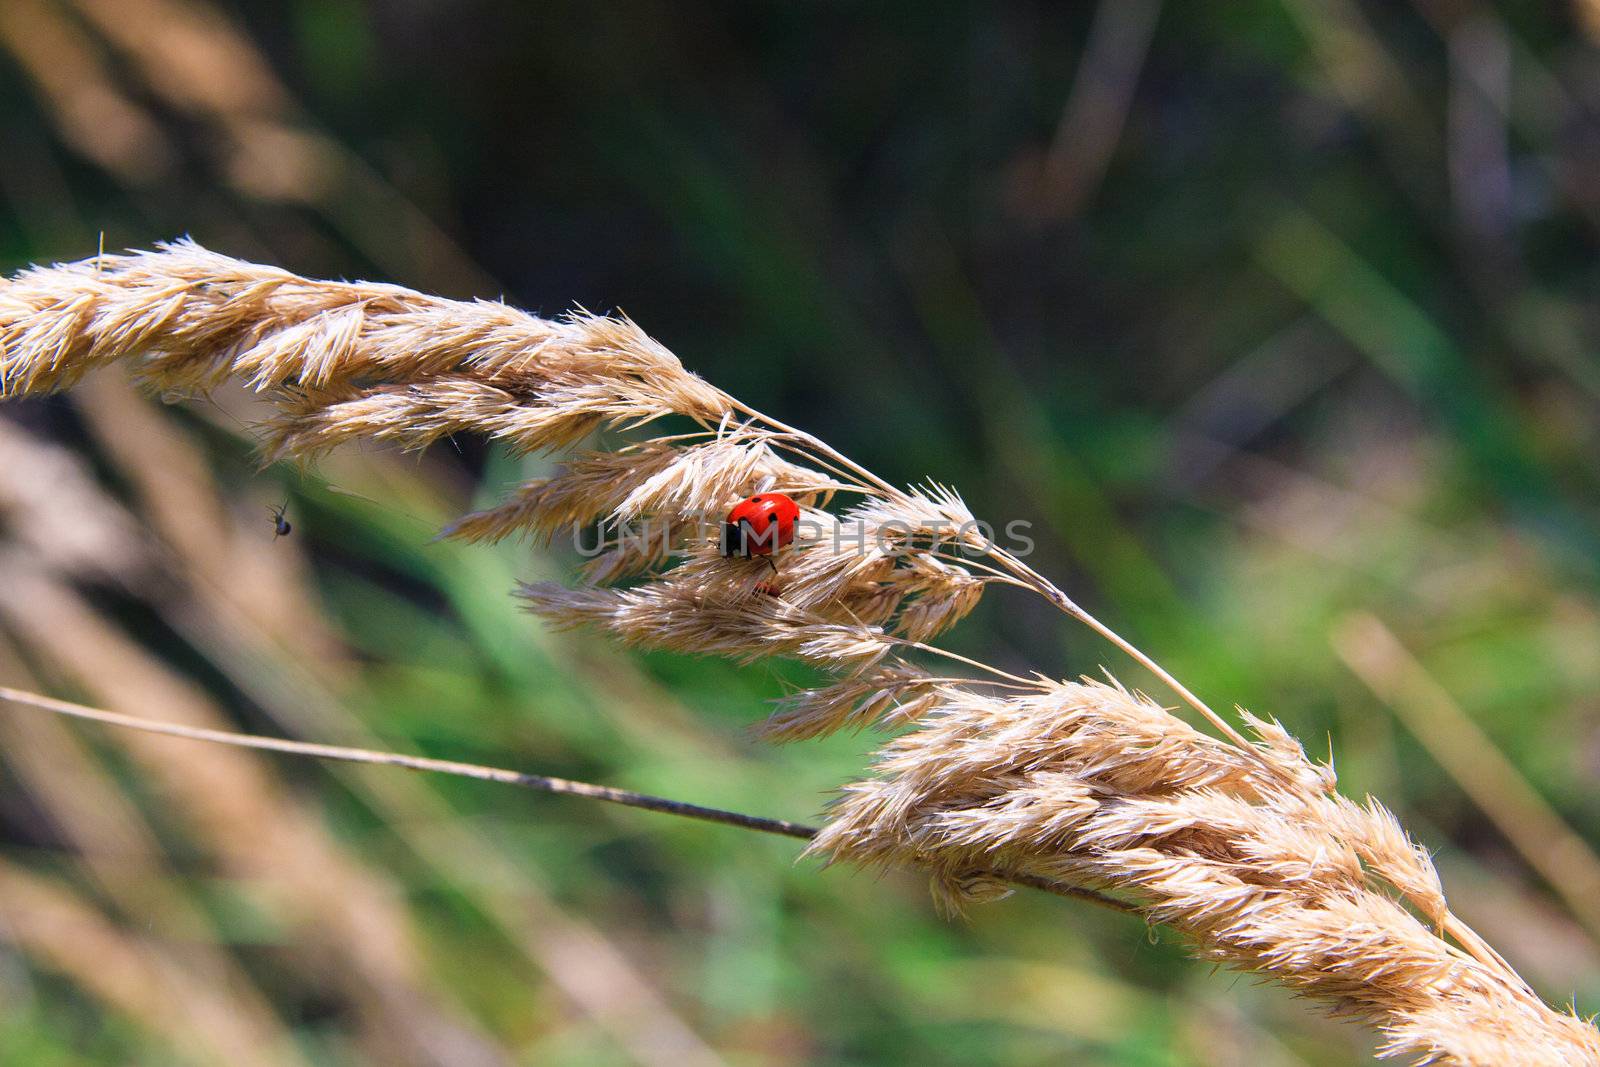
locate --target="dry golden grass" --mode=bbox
[0,377,729,1066]
[3,243,1597,1065]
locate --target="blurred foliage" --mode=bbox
[2,1,1600,1064]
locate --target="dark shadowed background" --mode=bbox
[2,2,1599,1064]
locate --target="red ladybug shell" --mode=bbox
[721,492,799,557]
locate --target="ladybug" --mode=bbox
[719,492,800,560]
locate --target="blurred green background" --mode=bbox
[2,2,1600,1064]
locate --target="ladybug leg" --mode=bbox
[761,555,778,576]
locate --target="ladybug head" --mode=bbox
[719,520,750,558]
[719,517,782,557]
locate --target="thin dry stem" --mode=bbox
[0,685,818,838]
[0,685,1131,916]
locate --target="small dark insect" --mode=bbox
[269,501,292,539]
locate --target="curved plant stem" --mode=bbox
[0,686,1135,917]
[0,687,816,838]
[984,546,1260,752]
[766,436,888,497]
[733,401,904,498]
[739,390,1258,751]
[894,641,1045,689]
